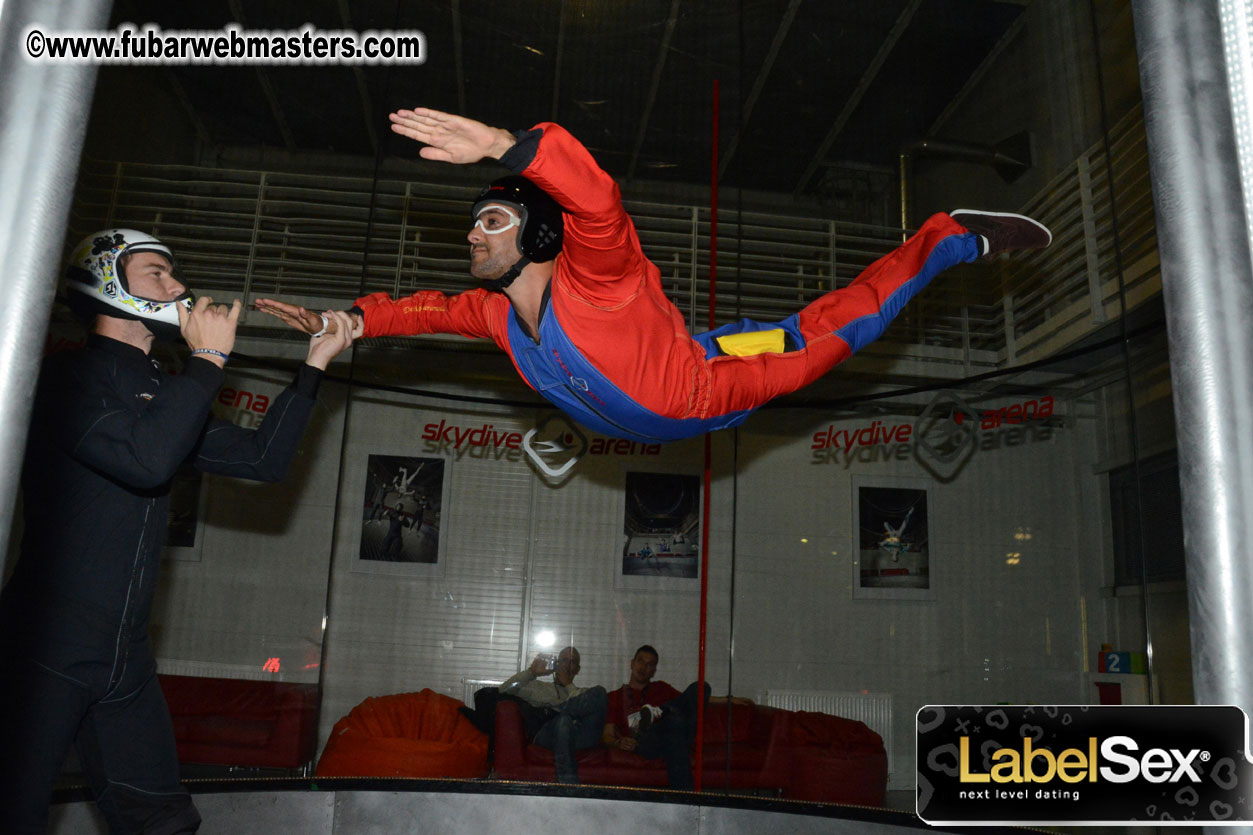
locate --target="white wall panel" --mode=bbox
[146,345,1117,777]
[154,336,349,683]
[724,403,1100,790]
[521,437,713,691]
[317,389,536,743]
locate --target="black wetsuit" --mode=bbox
[0,334,322,834]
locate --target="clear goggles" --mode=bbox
[473,205,522,235]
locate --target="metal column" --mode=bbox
[0,0,112,580]
[1132,0,1253,717]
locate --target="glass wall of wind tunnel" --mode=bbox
[689,0,1180,804]
[294,0,1176,803]
[40,0,1185,808]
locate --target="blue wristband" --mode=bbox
[191,348,229,363]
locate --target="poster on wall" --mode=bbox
[852,477,933,600]
[356,454,449,576]
[163,463,204,562]
[617,470,700,590]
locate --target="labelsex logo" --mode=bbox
[960,735,1206,785]
[918,704,1247,826]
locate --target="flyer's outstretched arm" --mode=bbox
[387,108,515,164]
[253,298,325,334]
[254,299,365,339]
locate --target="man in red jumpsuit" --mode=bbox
[257,108,1051,443]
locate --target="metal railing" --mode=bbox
[67,104,1156,371]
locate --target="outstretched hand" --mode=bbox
[255,300,362,369]
[388,108,516,164]
[254,298,332,334]
[304,310,357,371]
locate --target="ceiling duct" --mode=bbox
[901,130,1034,183]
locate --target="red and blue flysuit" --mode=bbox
[355,123,982,443]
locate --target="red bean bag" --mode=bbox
[315,689,488,778]
[785,711,888,806]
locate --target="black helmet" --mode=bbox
[472,176,563,262]
[471,176,563,290]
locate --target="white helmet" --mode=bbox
[65,229,192,331]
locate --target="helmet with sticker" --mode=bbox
[64,229,191,335]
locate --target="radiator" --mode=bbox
[463,678,503,707]
[157,658,280,681]
[157,655,320,684]
[759,689,894,783]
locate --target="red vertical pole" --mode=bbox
[694,78,718,793]
[707,85,719,335]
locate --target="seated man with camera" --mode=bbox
[499,646,606,784]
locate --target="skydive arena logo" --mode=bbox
[521,413,588,479]
[809,392,1058,467]
[917,705,1253,825]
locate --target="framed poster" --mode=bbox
[355,454,449,577]
[852,476,934,600]
[617,470,701,591]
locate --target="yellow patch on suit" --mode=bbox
[714,329,786,356]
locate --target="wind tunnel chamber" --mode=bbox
[7,1,1220,832]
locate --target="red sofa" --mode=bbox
[493,699,793,791]
[492,699,886,804]
[158,674,319,771]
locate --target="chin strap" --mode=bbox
[147,320,185,343]
[482,256,531,292]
